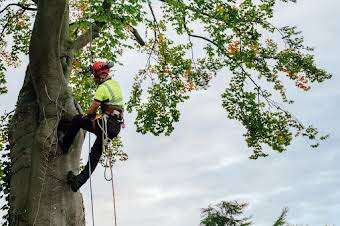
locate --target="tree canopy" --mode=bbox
[0,0,331,160]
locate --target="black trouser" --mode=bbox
[63,114,121,188]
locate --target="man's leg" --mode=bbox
[68,136,103,192]
[67,117,121,192]
[62,114,94,153]
[107,117,122,139]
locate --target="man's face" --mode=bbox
[93,73,108,84]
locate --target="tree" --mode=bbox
[200,201,288,226]
[200,201,252,226]
[0,0,331,225]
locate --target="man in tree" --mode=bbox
[61,61,124,192]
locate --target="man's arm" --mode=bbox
[86,100,101,116]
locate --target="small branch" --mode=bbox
[145,1,159,67]
[188,34,219,47]
[0,9,26,38]
[182,14,196,67]
[0,3,37,14]
[148,1,159,39]
[0,109,15,123]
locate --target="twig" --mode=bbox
[188,34,219,47]
[182,15,196,68]
[0,109,15,122]
[0,3,37,14]
[0,9,26,38]
[145,2,158,69]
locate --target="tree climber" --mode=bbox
[60,61,124,192]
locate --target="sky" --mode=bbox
[1,0,340,225]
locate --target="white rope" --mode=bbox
[88,127,95,226]
[88,25,95,226]
[87,0,117,222]
[98,116,118,226]
[88,0,96,225]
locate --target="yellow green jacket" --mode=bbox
[94,79,124,109]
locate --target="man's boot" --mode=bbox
[59,135,69,154]
[67,171,88,192]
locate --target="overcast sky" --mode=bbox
[1,0,340,225]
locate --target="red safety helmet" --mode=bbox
[91,61,110,77]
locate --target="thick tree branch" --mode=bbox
[0,3,37,14]
[70,0,111,51]
[71,21,104,51]
[130,26,145,46]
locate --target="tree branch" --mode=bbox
[148,1,159,39]
[0,109,15,123]
[188,34,219,47]
[129,25,145,46]
[70,21,104,52]
[0,3,37,14]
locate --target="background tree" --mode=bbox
[0,0,331,225]
[200,201,288,226]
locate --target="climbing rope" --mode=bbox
[88,126,95,226]
[98,116,118,226]
[88,68,95,226]
[88,3,95,225]
[87,1,118,225]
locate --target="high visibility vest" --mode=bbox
[94,79,124,109]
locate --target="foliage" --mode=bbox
[0,1,332,158]
[100,135,128,167]
[0,111,13,225]
[201,201,289,226]
[200,201,252,226]
[126,0,331,158]
[0,0,34,94]
[273,208,288,226]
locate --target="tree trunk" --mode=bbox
[8,0,86,225]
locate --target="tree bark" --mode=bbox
[8,0,86,225]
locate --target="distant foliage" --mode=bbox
[201,201,289,226]
[273,208,288,226]
[201,201,252,226]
